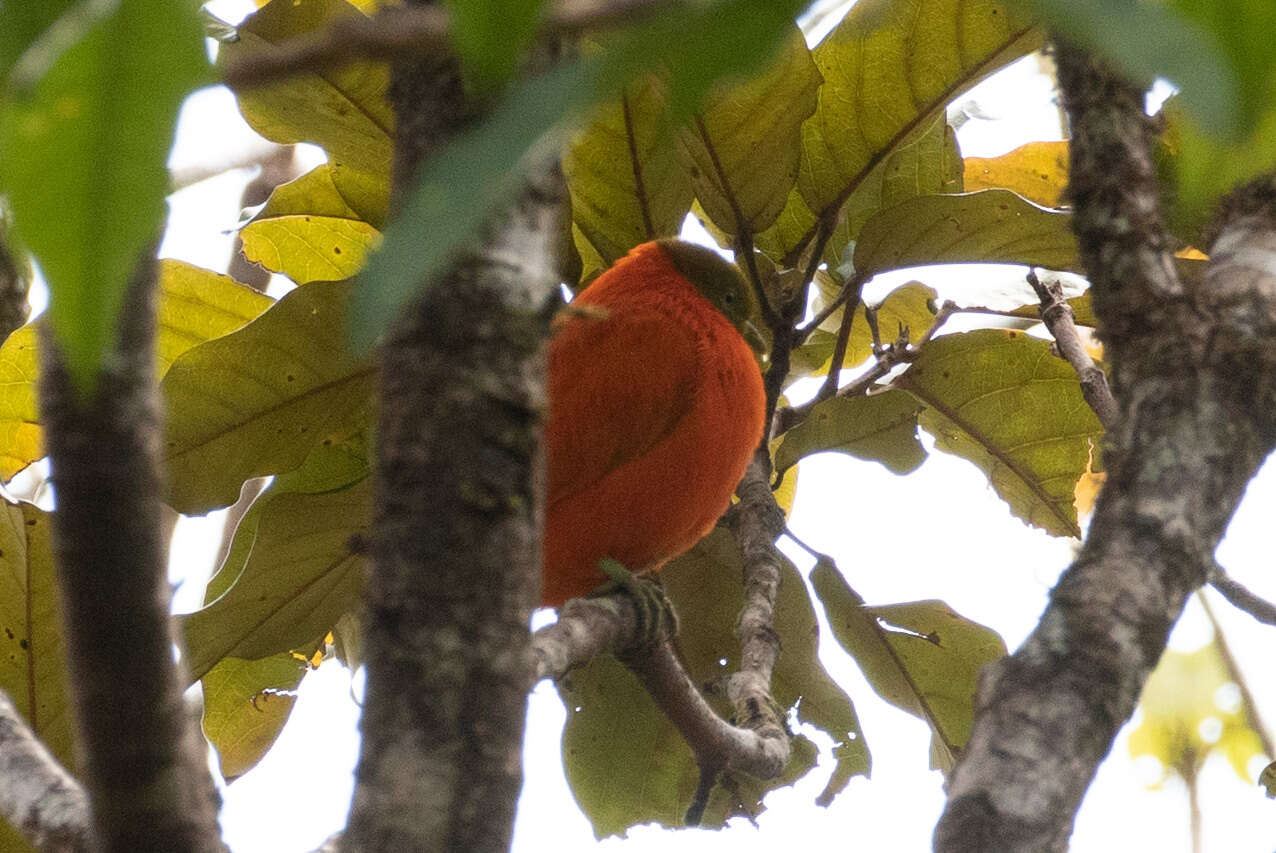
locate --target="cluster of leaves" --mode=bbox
[0,0,1268,847]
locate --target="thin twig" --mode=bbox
[221,0,680,89]
[1028,268,1119,429]
[1198,593,1276,759]
[772,299,957,436]
[1208,563,1276,627]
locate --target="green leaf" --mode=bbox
[258,162,389,230]
[220,0,393,176]
[564,77,694,267]
[240,215,380,285]
[1128,641,1268,788]
[444,0,546,91]
[163,279,374,515]
[677,28,821,236]
[853,190,1079,278]
[182,474,369,682]
[560,528,868,836]
[774,390,927,478]
[0,261,272,481]
[811,558,1006,772]
[201,654,308,782]
[798,0,1038,224]
[0,0,207,390]
[895,329,1105,537]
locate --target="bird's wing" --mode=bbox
[545,303,699,508]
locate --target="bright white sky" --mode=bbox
[149,4,1276,851]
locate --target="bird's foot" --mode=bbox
[589,558,679,650]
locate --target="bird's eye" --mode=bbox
[724,292,735,303]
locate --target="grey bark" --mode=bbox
[934,42,1276,851]
[344,41,565,853]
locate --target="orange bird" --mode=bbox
[542,239,767,607]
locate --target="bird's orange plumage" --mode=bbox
[541,240,766,607]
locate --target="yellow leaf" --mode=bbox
[964,140,1069,207]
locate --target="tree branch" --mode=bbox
[0,690,91,853]
[345,32,565,851]
[1027,268,1118,429]
[38,255,225,852]
[935,42,1276,852]
[1208,564,1276,627]
[530,457,792,826]
[220,0,679,90]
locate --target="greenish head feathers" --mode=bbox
[656,239,765,353]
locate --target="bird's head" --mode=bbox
[655,239,767,354]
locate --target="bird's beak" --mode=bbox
[742,320,767,354]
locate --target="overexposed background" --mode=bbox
[139,2,1276,850]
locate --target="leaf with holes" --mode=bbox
[811,559,1005,772]
[895,329,1105,537]
[1129,641,1267,787]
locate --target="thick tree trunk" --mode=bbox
[934,42,1276,851]
[345,42,565,853]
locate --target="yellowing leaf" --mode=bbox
[220,0,393,177]
[258,162,388,230]
[964,140,1069,207]
[560,528,868,836]
[678,28,821,235]
[564,77,693,266]
[896,329,1105,537]
[811,559,1005,772]
[1129,642,1269,788]
[162,280,374,514]
[0,502,69,766]
[240,215,380,284]
[853,190,1079,278]
[798,0,1037,221]
[757,112,963,269]
[201,654,307,781]
[0,261,271,480]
